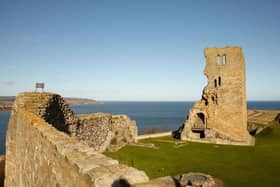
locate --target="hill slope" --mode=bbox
[0,96,99,111]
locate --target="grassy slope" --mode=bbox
[105,124,280,187]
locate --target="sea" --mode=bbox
[0,101,279,154]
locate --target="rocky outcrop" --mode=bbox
[77,113,137,152]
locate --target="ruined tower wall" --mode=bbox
[180,46,253,145]
[204,47,248,141]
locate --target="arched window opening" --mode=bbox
[192,113,206,138]
[197,113,205,124]
[218,76,221,86]
[216,55,221,64]
[214,79,217,88]
[222,55,226,64]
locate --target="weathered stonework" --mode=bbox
[180,47,254,145]
[77,113,137,152]
[247,110,280,135]
[11,92,138,152]
[5,92,222,187]
[14,92,79,136]
[77,113,113,152]
[5,92,149,187]
[110,114,138,151]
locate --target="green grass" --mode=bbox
[105,124,280,187]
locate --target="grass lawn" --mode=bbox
[105,124,280,187]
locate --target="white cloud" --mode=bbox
[0,80,15,85]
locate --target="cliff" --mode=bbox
[0,96,99,111]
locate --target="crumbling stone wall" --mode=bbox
[12,92,137,152]
[110,114,138,151]
[180,47,254,145]
[5,93,149,187]
[77,113,137,152]
[5,92,221,187]
[77,113,112,152]
[14,92,79,135]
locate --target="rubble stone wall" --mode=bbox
[12,92,138,152]
[5,93,149,187]
[77,113,138,152]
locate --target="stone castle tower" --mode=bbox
[180,46,254,145]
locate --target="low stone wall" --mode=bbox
[247,110,280,135]
[247,110,280,125]
[5,93,149,187]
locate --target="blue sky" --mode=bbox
[0,0,279,101]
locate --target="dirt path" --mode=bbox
[136,131,172,140]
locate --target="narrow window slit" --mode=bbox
[216,55,221,64]
[222,55,226,64]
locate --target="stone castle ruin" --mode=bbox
[5,92,223,186]
[179,46,254,145]
[4,46,257,186]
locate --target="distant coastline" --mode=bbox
[0,96,101,111]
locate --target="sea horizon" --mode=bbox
[94,100,280,102]
[1,95,280,102]
[0,101,280,154]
